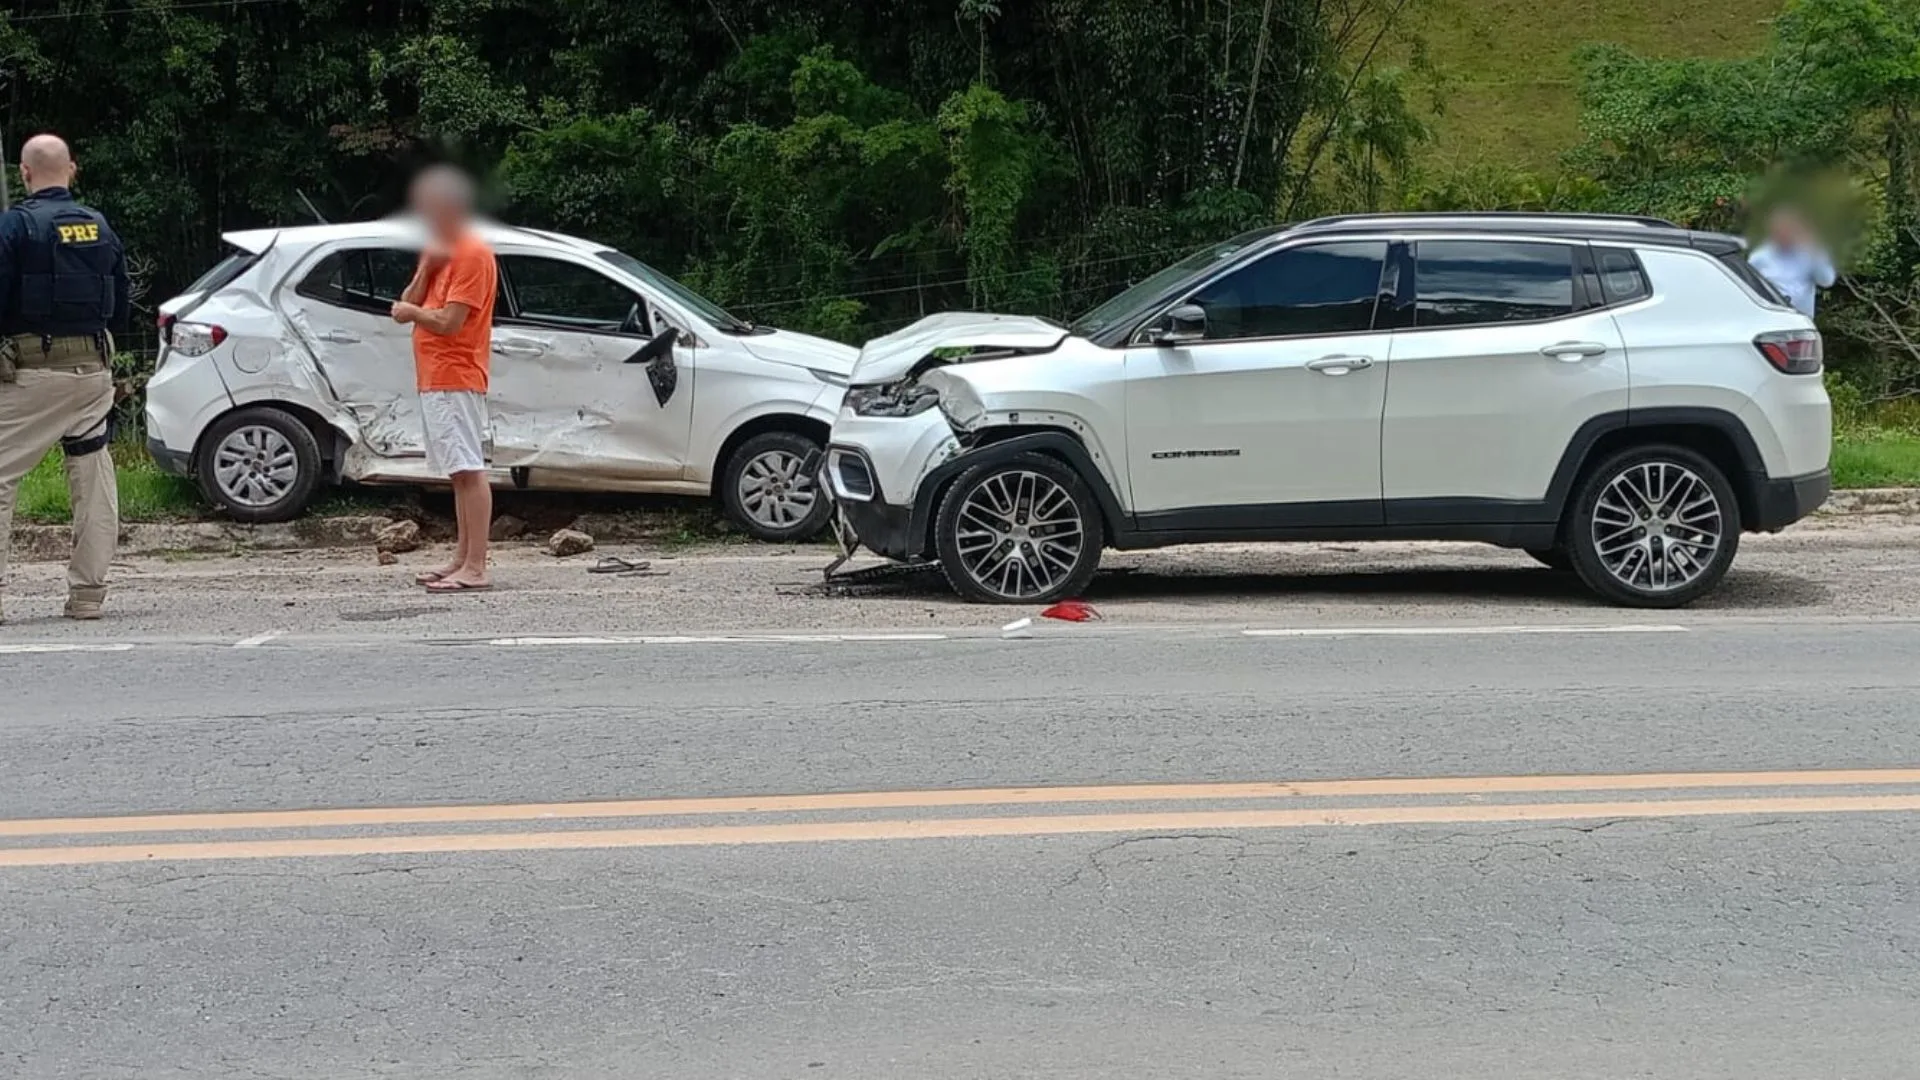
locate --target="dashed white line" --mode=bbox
[0,643,137,654]
[233,630,285,649]
[483,633,950,647]
[1242,624,1688,638]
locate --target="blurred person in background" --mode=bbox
[1748,204,1835,318]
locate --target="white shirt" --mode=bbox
[1747,242,1835,317]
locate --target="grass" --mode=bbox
[1400,0,1782,169]
[1832,430,1920,489]
[14,438,201,525]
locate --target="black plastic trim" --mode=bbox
[901,432,1128,559]
[146,436,192,478]
[1750,469,1830,532]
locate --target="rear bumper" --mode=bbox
[1748,468,1829,532]
[146,435,193,478]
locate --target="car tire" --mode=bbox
[721,431,832,543]
[933,452,1105,604]
[1525,546,1572,571]
[195,406,323,523]
[1565,443,1740,609]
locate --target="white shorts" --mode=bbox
[420,390,490,477]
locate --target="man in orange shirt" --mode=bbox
[391,165,498,593]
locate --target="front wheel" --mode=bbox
[1565,444,1740,608]
[933,453,1105,604]
[721,431,832,542]
[195,406,323,523]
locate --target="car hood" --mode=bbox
[739,329,859,376]
[850,313,1071,384]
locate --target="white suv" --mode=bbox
[145,220,853,541]
[824,213,1831,608]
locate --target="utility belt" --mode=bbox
[0,331,112,381]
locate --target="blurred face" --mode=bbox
[409,173,471,240]
[1769,209,1807,249]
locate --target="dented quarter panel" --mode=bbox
[685,341,845,484]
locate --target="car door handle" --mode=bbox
[1305,355,1373,374]
[491,338,546,357]
[1541,341,1608,361]
[317,330,361,345]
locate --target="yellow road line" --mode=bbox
[6,768,1920,839]
[5,793,1920,868]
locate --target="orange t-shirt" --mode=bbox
[413,232,497,393]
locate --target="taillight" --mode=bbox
[156,312,176,344]
[169,322,228,357]
[1755,329,1822,375]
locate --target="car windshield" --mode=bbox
[596,249,752,332]
[1069,225,1286,338]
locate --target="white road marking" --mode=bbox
[484,633,950,647]
[0,643,137,654]
[1242,624,1688,638]
[232,630,285,649]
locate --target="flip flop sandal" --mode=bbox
[588,556,651,575]
[414,571,449,585]
[425,579,493,593]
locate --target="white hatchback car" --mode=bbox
[145,220,853,541]
[825,213,1832,607]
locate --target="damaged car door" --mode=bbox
[486,251,695,481]
[279,245,430,460]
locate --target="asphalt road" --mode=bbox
[3,536,1920,1077]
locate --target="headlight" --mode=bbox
[847,380,940,417]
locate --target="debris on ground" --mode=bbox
[374,519,422,555]
[778,559,943,597]
[1040,600,1102,622]
[376,550,398,566]
[489,515,530,542]
[1001,617,1034,639]
[546,528,596,558]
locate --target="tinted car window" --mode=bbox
[1594,248,1651,305]
[1414,241,1576,327]
[1187,241,1388,340]
[295,248,417,314]
[502,256,642,334]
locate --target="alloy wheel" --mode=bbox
[953,469,1086,600]
[213,425,300,508]
[1589,460,1724,594]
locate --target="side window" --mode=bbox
[501,256,645,335]
[295,248,418,315]
[1594,247,1651,306]
[1186,241,1388,340]
[1414,241,1576,328]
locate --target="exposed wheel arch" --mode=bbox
[907,427,1126,560]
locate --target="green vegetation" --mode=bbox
[14,443,199,525]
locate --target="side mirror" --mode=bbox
[1151,303,1207,346]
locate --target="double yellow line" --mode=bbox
[5,768,1919,868]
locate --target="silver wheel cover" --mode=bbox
[737,448,819,531]
[213,425,300,508]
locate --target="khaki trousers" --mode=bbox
[0,366,119,609]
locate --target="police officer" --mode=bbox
[0,134,128,623]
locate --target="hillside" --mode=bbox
[1409,0,1785,168]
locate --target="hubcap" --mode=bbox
[738,449,819,530]
[213,426,298,508]
[955,469,1084,600]
[1591,461,1723,593]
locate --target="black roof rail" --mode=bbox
[1302,211,1679,230]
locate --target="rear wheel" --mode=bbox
[196,406,323,523]
[721,431,832,542]
[1565,444,1740,608]
[933,453,1104,604]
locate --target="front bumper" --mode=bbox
[824,445,921,560]
[1748,468,1830,532]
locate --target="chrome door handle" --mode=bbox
[1541,341,1607,361]
[491,339,545,357]
[318,330,361,345]
[1305,355,1373,374]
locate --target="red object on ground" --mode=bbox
[1039,600,1102,622]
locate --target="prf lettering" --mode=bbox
[57,223,100,243]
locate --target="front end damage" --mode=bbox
[821,313,1084,563]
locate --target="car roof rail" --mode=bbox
[1302,211,1680,230]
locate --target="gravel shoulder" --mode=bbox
[4,513,1919,641]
